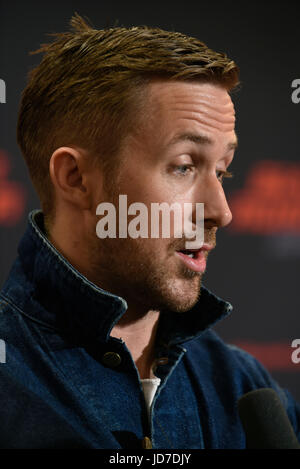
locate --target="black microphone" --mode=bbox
[237,388,300,449]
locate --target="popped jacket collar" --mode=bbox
[14,210,233,345]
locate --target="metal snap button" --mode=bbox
[142,436,152,449]
[156,357,168,366]
[102,351,122,368]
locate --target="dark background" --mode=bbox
[0,0,299,399]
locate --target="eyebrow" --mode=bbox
[167,132,238,152]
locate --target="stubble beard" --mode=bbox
[88,228,204,314]
[89,173,208,314]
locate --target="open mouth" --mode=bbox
[175,247,208,273]
[178,249,198,258]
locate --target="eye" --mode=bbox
[216,170,234,183]
[174,164,195,176]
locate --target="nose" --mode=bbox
[194,175,233,229]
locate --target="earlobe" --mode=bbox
[49,146,91,209]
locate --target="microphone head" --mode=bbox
[238,388,300,449]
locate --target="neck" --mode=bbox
[48,215,161,380]
[110,308,160,379]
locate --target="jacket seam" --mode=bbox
[0,293,58,332]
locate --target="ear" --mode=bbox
[49,146,92,210]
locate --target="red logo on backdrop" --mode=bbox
[0,149,26,226]
[232,341,297,371]
[228,160,300,234]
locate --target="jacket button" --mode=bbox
[102,351,122,368]
[156,357,168,365]
[142,436,152,449]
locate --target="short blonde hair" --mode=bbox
[17,13,239,222]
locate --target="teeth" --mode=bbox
[179,250,197,258]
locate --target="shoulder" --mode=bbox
[185,329,283,388]
[183,329,300,439]
[0,290,39,348]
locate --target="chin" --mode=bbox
[170,294,200,313]
[154,277,202,313]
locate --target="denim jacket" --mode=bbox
[0,210,299,449]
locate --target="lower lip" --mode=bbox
[175,250,207,273]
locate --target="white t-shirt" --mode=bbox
[141,377,161,420]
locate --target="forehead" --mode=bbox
[142,80,236,142]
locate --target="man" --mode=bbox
[0,14,299,449]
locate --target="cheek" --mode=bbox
[119,172,168,205]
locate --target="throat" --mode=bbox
[110,309,160,379]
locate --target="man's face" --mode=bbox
[88,80,237,313]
